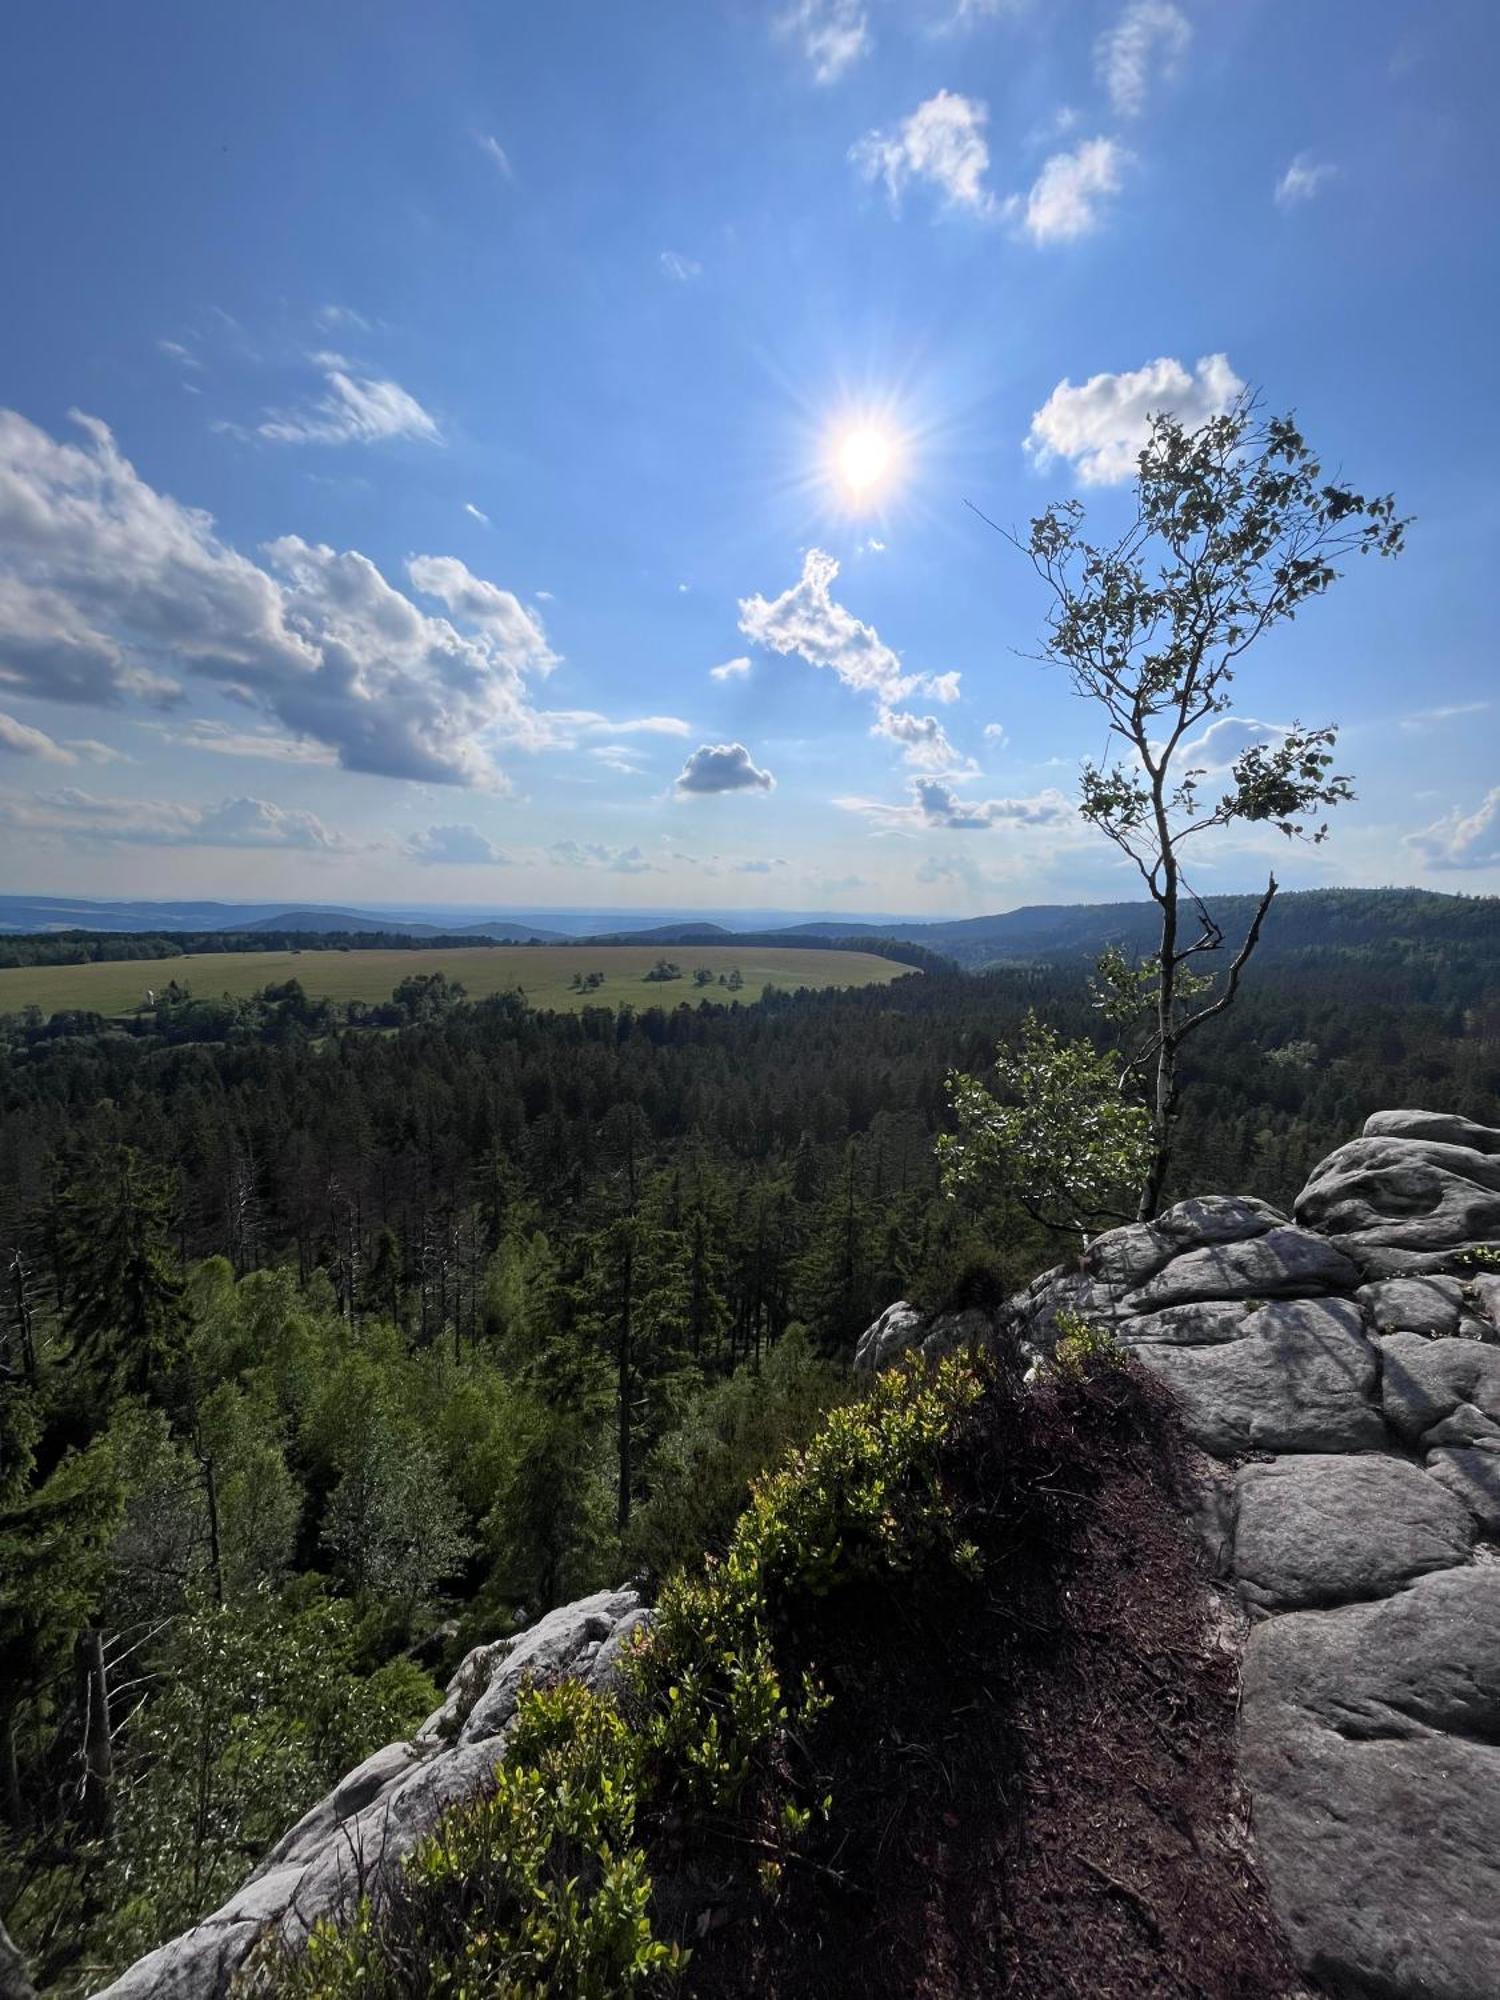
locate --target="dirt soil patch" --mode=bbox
[676,1355,1304,1999]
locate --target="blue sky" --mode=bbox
[0,0,1496,915]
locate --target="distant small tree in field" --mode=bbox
[953,395,1406,1222]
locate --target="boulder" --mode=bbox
[1378,1332,1500,1445]
[1363,1108,1500,1153]
[1080,1195,1284,1293]
[1238,1566,1500,1999]
[921,1305,998,1362]
[1469,1270,1500,1329]
[1132,1297,1384,1456]
[460,1588,646,1743]
[853,1299,926,1373]
[1355,1274,1466,1336]
[1230,1453,1474,1611]
[1425,1441,1500,1535]
[1122,1226,1358,1312]
[1295,1132,1500,1251]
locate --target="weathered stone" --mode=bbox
[1424,1402,1500,1447]
[853,1298,926,1373]
[1470,1270,1500,1329]
[1239,1566,1500,1999]
[1132,1297,1384,1456]
[1231,1453,1474,1610]
[1080,1220,1170,1291]
[1115,1300,1251,1346]
[1123,1226,1359,1312]
[1081,1195,1284,1294]
[1379,1332,1500,1445]
[921,1305,996,1361]
[1296,1132,1500,1250]
[1364,1107,1500,1153]
[461,1588,645,1743]
[1355,1273,1465,1336]
[1425,1442,1500,1535]
[1330,1239,1484,1281]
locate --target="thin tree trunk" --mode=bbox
[616,1236,633,1535]
[74,1627,113,1841]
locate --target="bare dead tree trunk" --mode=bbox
[74,1627,113,1842]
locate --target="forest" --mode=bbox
[1,928,1498,1990]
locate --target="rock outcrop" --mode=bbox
[858,1107,1500,2000]
[93,1589,647,2000]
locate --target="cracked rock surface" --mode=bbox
[858,1106,1500,1999]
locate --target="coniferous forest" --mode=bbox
[1,926,1497,1988]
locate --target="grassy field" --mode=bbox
[0,944,914,1020]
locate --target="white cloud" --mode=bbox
[777,0,870,83]
[0,710,76,763]
[852,91,995,214]
[739,548,956,709]
[659,250,702,282]
[872,709,968,771]
[1399,700,1492,734]
[0,786,344,850]
[549,839,658,874]
[982,721,1008,746]
[161,719,337,765]
[258,365,440,447]
[1009,136,1129,244]
[838,778,1071,830]
[1025,352,1244,484]
[590,743,649,774]
[314,305,373,334]
[675,742,776,795]
[476,132,513,180]
[1096,1,1191,117]
[405,822,508,865]
[65,738,129,764]
[0,408,564,786]
[1275,153,1337,207]
[710,656,752,681]
[539,711,692,742]
[1178,715,1290,777]
[464,502,491,526]
[157,339,201,370]
[1406,789,1500,872]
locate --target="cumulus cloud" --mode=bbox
[1406,789,1500,872]
[838,778,1071,831]
[675,742,776,795]
[0,787,343,849]
[405,823,508,865]
[0,709,76,764]
[549,839,658,874]
[1009,137,1129,244]
[1096,1,1191,116]
[1275,153,1337,207]
[1177,715,1290,777]
[852,91,995,214]
[983,721,1008,746]
[1025,353,1244,484]
[160,720,337,765]
[872,709,968,772]
[659,251,702,282]
[258,364,440,446]
[739,549,955,710]
[0,409,564,786]
[777,0,870,82]
[710,656,752,681]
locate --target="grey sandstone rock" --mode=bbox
[853,1298,926,1373]
[1132,1297,1384,1456]
[1379,1332,1500,1445]
[1238,1566,1500,1999]
[1425,1442,1500,1535]
[921,1305,996,1361]
[1231,1453,1474,1610]
[1116,1300,1252,1346]
[1295,1132,1500,1251]
[1355,1273,1466,1335]
[93,1586,648,2000]
[1122,1225,1358,1312]
[1469,1270,1500,1329]
[1364,1107,1500,1153]
[1081,1194,1284,1294]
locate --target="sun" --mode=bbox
[829,418,904,507]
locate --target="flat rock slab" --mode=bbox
[1083,1195,1285,1292]
[1379,1332,1500,1445]
[1296,1134,1500,1250]
[1356,1274,1466,1336]
[1239,1567,1500,2000]
[1133,1298,1385,1456]
[1364,1108,1500,1153]
[1123,1225,1358,1312]
[1426,1442,1500,1535]
[1231,1453,1474,1610]
[1117,1300,1251,1347]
